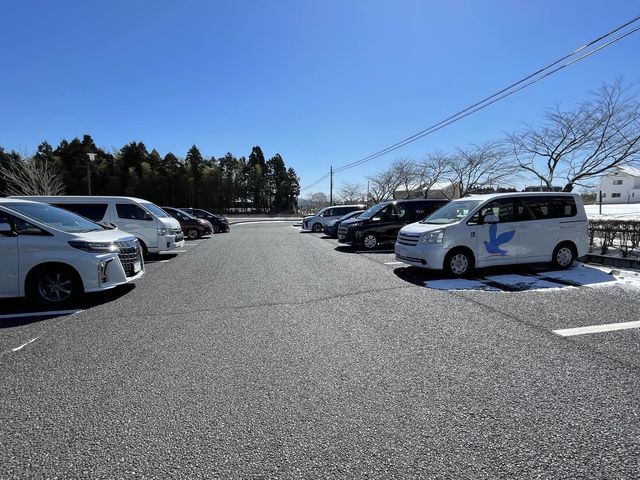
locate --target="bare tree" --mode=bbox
[417,153,452,197]
[447,142,514,197]
[508,80,640,191]
[367,168,401,203]
[0,156,65,195]
[309,192,329,210]
[390,157,419,198]
[338,182,365,204]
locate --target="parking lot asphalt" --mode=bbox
[1,223,639,479]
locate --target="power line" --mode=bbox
[335,21,640,174]
[300,14,640,191]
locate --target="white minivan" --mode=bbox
[395,193,589,276]
[0,199,144,305]
[302,204,366,232]
[13,196,184,255]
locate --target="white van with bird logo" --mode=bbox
[395,192,588,276]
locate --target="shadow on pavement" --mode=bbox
[0,284,136,329]
[335,245,395,254]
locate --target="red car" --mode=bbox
[162,207,213,240]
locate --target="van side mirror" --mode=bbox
[483,214,499,224]
[144,213,153,221]
[0,222,15,236]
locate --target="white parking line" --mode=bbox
[384,262,405,266]
[0,309,82,320]
[168,249,188,253]
[553,320,640,337]
[12,337,40,352]
[234,220,296,225]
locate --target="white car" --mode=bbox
[302,204,366,232]
[0,199,144,305]
[395,192,588,276]
[12,196,184,255]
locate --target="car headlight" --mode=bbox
[68,241,119,253]
[420,229,445,244]
[158,228,170,235]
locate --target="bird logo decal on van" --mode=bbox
[483,224,516,256]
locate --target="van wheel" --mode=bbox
[186,228,199,240]
[362,233,378,250]
[29,266,81,306]
[312,223,323,233]
[444,249,473,277]
[552,243,575,269]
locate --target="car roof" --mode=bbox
[0,198,43,205]
[11,195,152,203]
[459,192,578,202]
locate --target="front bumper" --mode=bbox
[394,242,446,270]
[337,228,355,244]
[158,233,185,252]
[84,252,145,293]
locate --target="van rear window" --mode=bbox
[53,203,108,222]
[550,197,577,218]
[517,196,576,220]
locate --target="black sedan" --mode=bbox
[180,208,230,233]
[323,209,364,238]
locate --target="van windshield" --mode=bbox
[358,202,389,220]
[420,200,482,224]
[142,202,170,218]
[7,203,104,233]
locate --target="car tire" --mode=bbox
[362,233,378,250]
[552,243,575,269]
[444,249,473,277]
[186,228,200,240]
[212,225,220,234]
[28,265,81,306]
[312,223,323,233]
[139,240,149,258]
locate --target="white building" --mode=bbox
[393,181,459,200]
[599,166,640,204]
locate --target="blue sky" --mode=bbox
[1,1,639,194]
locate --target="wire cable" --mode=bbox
[300,14,640,190]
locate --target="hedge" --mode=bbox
[588,219,640,257]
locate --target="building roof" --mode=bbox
[614,166,640,177]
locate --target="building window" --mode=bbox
[613,179,623,185]
[612,193,622,198]
[601,193,606,198]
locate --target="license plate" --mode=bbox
[133,261,142,273]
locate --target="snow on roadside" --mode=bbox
[585,204,640,220]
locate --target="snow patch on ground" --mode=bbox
[539,263,616,286]
[484,274,561,291]
[422,263,640,292]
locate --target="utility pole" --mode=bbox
[329,165,333,206]
[367,180,370,208]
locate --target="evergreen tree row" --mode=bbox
[0,135,301,212]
